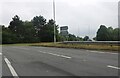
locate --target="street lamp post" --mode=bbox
[53,0,56,43]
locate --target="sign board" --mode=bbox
[60,31,68,36]
[60,26,68,36]
[60,26,68,30]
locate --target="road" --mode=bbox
[0,46,2,78]
[2,46,119,77]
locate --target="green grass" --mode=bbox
[2,43,32,46]
[2,42,120,52]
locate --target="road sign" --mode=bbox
[60,26,68,30]
[60,26,68,36]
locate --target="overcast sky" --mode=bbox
[0,0,119,38]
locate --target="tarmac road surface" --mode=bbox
[2,46,119,77]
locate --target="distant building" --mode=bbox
[60,26,69,36]
[118,1,120,27]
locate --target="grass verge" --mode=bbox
[2,42,120,52]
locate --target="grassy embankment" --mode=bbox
[2,42,120,52]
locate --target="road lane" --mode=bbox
[0,55,2,77]
[28,46,118,67]
[0,46,2,78]
[2,46,119,76]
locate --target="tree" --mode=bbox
[32,15,46,41]
[57,35,67,41]
[22,21,37,42]
[96,25,109,41]
[76,36,83,41]
[96,25,120,41]
[93,37,96,41]
[2,26,18,44]
[8,15,24,42]
[113,28,120,41]
[68,34,77,41]
[83,36,89,41]
[39,19,58,42]
[107,27,113,41]
[32,16,46,28]
[0,25,3,44]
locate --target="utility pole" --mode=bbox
[118,1,120,28]
[53,0,56,43]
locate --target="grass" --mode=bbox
[2,42,120,52]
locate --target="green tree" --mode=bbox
[107,27,113,41]
[68,34,77,41]
[39,19,58,42]
[57,35,67,41]
[96,25,109,41]
[8,15,24,42]
[83,36,89,41]
[22,21,37,42]
[0,25,3,44]
[2,26,18,44]
[93,37,96,41]
[113,28,120,41]
[76,36,83,41]
[32,15,46,41]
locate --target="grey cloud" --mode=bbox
[0,0,118,38]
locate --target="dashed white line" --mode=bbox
[107,65,120,70]
[39,51,72,59]
[48,53,60,56]
[17,47,30,50]
[90,51,105,53]
[39,51,47,54]
[4,56,19,78]
[12,47,29,50]
[0,53,2,55]
[86,50,118,55]
[60,55,71,59]
[109,53,118,55]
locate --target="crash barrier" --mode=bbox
[63,41,120,46]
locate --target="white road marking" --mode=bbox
[90,51,105,53]
[48,53,60,56]
[0,53,2,55]
[4,56,19,77]
[39,51,72,59]
[12,47,29,50]
[40,51,47,54]
[109,53,118,55]
[107,65,120,70]
[60,55,71,59]
[86,50,118,55]
[17,47,30,50]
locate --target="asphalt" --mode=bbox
[0,46,2,77]
[2,46,119,76]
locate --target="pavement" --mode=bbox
[2,46,119,77]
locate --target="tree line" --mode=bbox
[1,15,120,44]
[1,15,83,44]
[95,25,120,41]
